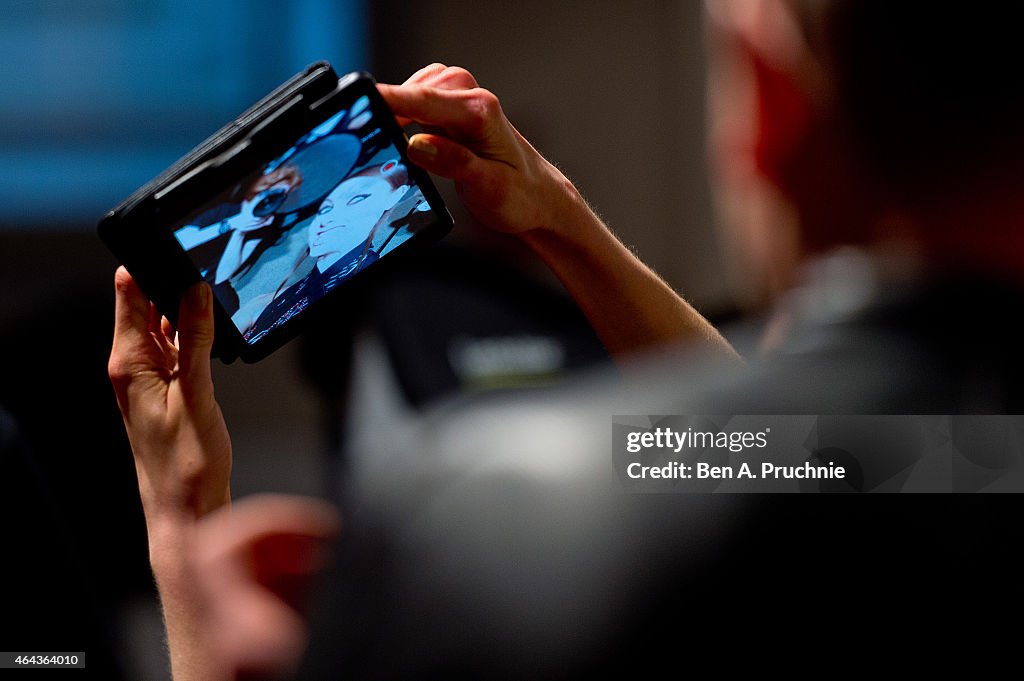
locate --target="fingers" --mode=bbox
[149,304,178,370]
[435,66,479,90]
[387,64,480,126]
[228,494,340,542]
[198,494,341,574]
[110,267,160,391]
[176,281,216,402]
[378,83,501,142]
[385,64,487,135]
[402,63,479,90]
[160,315,177,345]
[112,266,152,351]
[402,62,448,85]
[196,495,339,680]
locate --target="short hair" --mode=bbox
[245,163,303,200]
[790,1,1024,198]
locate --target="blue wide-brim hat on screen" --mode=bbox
[275,132,362,214]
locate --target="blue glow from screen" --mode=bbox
[0,0,367,229]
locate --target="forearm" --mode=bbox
[521,185,740,361]
[141,485,231,681]
[379,67,739,361]
[148,521,225,681]
[111,271,234,680]
[214,232,246,285]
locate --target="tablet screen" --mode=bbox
[171,95,439,344]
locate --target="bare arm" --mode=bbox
[379,65,739,361]
[148,523,221,681]
[214,229,262,285]
[109,270,232,681]
[109,270,338,680]
[520,196,737,358]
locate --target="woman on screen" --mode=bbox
[174,164,304,315]
[236,160,416,340]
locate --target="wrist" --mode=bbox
[137,480,230,523]
[141,490,230,555]
[146,516,199,575]
[522,163,594,243]
[521,170,603,252]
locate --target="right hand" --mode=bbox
[235,215,273,234]
[378,64,582,237]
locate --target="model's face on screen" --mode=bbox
[307,170,407,263]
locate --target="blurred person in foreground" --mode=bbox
[108,1,1024,679]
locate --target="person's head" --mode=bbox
[307,161,410,266]
[239,164,304,222]
[705,0,1024,306]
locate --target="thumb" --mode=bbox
[406,133,485,184]
[177,281,216,399]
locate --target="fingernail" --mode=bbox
[409,137,438,161]
[188,282,209,311]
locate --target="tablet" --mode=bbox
[99,64,453,362]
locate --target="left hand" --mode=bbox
[108,267,232,528]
